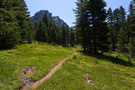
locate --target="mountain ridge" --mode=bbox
[31,10,68,27]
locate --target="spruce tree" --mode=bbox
[117,27,128,53]
[128,0,135,58]
[57,27,62,45]
[42,13,51,43]
[74,0,91,51]
[74,0,108,53]
[129,37,135,58]
[0,0,21,49]
[107,8,116,51]
[50,23,57,43]
[117,6,127,53]
[62,26,66,45]
[35,20,47,42]
[12,0,34,42]
[70,29,75,47]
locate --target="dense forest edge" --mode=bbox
[0,0,135,61]
[74,0,135,61]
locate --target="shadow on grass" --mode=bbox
[79,50,134,67]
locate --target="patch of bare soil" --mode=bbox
[83,73,94,85]
[22,77,35,89]
[22,66,36,77]
[19,66,36,90]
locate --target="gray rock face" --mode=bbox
[31,10,68,27]
[31,10,52,22]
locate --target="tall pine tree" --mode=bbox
[74,0,108,53]
[0,0,21,49]
[128,0,135,58]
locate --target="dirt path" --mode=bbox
[28,50,77,89]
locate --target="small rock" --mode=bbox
[87,80,92,83]
[83,73,94,85]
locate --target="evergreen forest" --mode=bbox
[0,0,135,89]
[74,0,135,59]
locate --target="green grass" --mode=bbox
[36,50,135,90]
[0,42,74,90]
[1,43,135,90]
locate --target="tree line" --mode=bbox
[0,0,76,49]
[0,0,34,49]
[74,0,135,58]
[33,13,75,46]
[1,0,134,59]
[107,0,135,58]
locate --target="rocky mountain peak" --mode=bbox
[31,10,68,27]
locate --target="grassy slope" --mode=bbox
[0,42,74,90]
[36,50,135,90]
[1,43,135,90]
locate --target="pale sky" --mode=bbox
[25,0,132,27]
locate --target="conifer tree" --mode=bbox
[74,0,108,53]
[0,0,21,49]
[107,8,116,51]
[33,12,70,45]
[62,26,66,45]
[42,13,51,43]
[117,27,128,53]
[117,6,127,53]
[74,0,91,51]
[50,23,57,43]
[35,20,47,42]
[128,0,135,58]
[57,27,62,45]
[70,29,75,47]
[12,0,34,42]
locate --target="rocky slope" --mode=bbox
[31,10,68,27]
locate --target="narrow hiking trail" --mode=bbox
[26,50,77,89]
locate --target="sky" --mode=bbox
[25,0,132,27]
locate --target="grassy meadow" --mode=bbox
[0,42,74,90]
[0,42,135,90]
[36,50,135,90]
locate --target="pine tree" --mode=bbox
[70,29,75,47]
[57,27,62,45]
[27,18,34,43]
[128,0,135,58]
[74,0,91,51]
[62,26,66,45]
[50,23,57,43]
[117,27,128,53]
[12,0,34,42]
[117,6,127,53]
[42,13,50,27]
[129,37,135,58]
[35,20,47,42]
[74,0,108,53]
[65,26,70,46]
[107,8,116,51]
[107,7,123,51]
[119,6,126,21]
[42,13,51,43]
[90,0,108,53]
[107,8,113,28]
[113,8,120,25]
[0,0,21,49]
